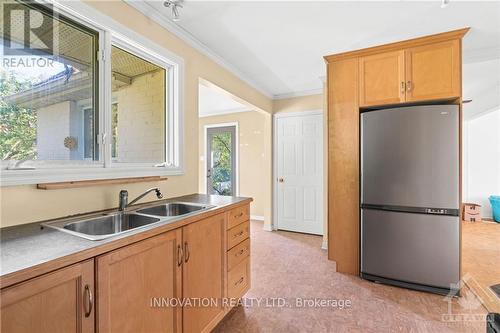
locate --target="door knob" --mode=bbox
[278,178,284,183]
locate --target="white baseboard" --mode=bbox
[250,215,265,221]
[321,239,328,250]
[262,223,273,232]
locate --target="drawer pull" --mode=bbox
[235,249,245,257]
[184,241,190,263]
[234,277,244,286]
[233,231,244,238]
[84,284,93,318]
[235,212,244,218]
[177,244,183,266]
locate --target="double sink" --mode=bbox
[42,202,214,241]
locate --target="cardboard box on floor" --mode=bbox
[463,203,482,222]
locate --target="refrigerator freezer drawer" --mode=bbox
[361,209,459,289]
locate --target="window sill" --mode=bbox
[0,166,184,187]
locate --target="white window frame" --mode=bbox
[0,0,185,186]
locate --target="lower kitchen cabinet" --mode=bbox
[97,229,183,333]
[1,259,95,333]
[225,207,251,305]
[97,213,226,333]
[182,213,225,333]
[0,203,251,333]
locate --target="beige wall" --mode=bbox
[272,93,323,114]
[198,111,268,218]
[0,1,272,228]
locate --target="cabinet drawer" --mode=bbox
[227,220,249,250]
[227,238,250,271]
[227,205,250,230]
[227,257,250,299]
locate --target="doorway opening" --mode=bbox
[197,78,272,228]
[460,58,500,312]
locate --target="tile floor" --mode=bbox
[462,220,500,313]
[215,221,487,333]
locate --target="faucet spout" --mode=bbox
[119,187,163,211]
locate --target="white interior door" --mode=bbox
[275,113,323,235]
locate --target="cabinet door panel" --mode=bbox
[359,50,405,106]
[405,39,460,101]
[183,214,225,333]
[1,260,94,333]
[327,58,360,275]
[97,230,182,333]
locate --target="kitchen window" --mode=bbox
[0,1,184,186]
[1,2,99,165]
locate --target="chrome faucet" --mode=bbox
[119,188,163,211]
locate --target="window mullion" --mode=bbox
[102,31,113,168]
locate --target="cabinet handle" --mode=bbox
[184,242,190,263]
[235,212,244,218]
[233,231,244,238]
[400,81,405,94]
[236,249,245,257]
[177,244,183,266]
[84,284,93,318]
[407,81,412,92]
[234,277,244,286]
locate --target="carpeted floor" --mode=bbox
[214,220,487,333]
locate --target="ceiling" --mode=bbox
[198,84,249,117]
[131,1,500,117]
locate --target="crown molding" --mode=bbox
[124,0,273,99]
[273,88,323,100]
[324,27,470,63]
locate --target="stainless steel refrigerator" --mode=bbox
[361,104,460,295]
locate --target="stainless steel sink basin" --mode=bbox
[42,212,160,241]
[42,202,213,241]
[137,202,211,217]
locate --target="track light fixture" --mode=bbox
[163,0,183,21]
